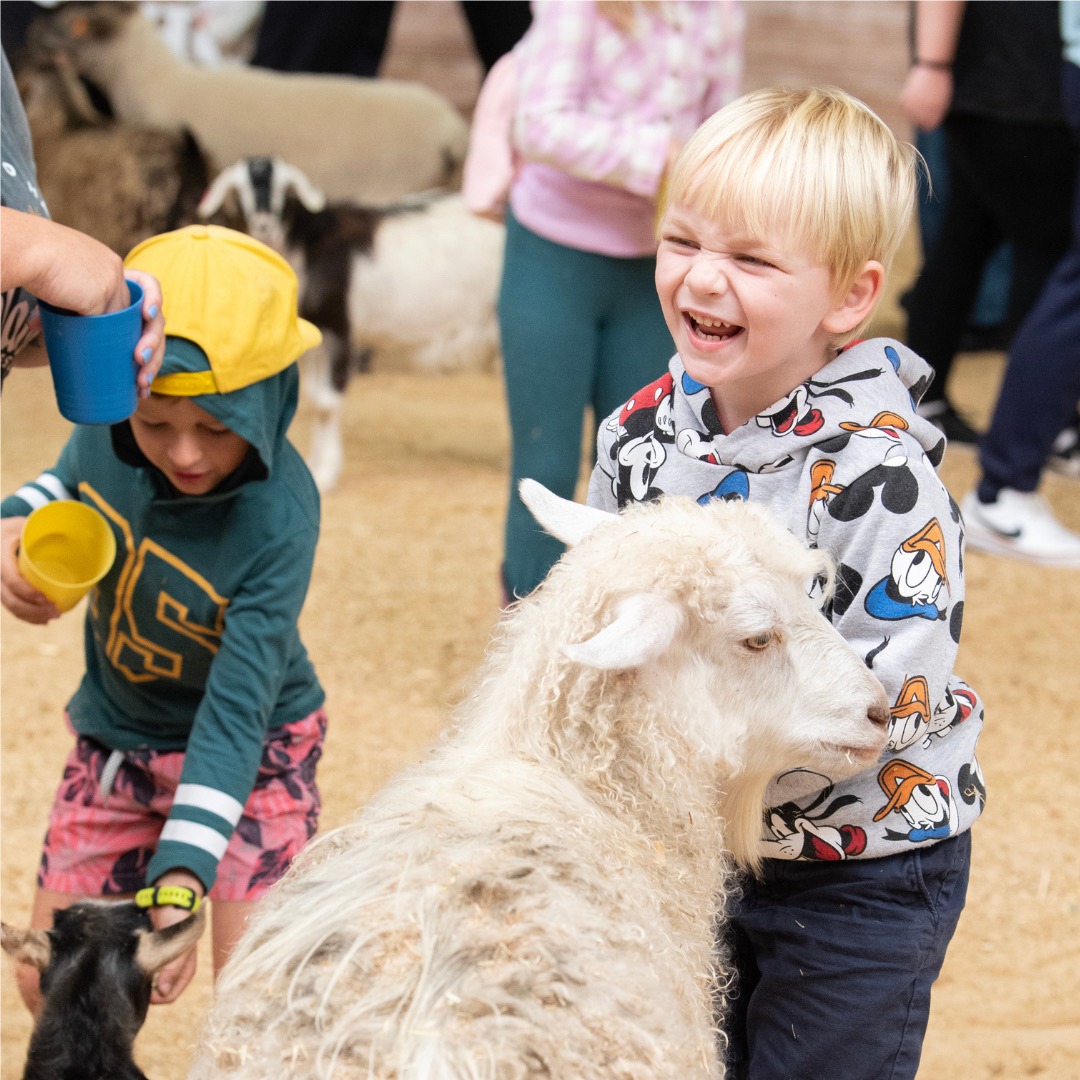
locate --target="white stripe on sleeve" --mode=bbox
[12,485,50,511]
[159,819,231,860]
[173,784,245,826]
[35,474,73,501]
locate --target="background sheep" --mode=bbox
[2,901,206,1080]
[12,59,209,258]
[199,158,504,493]
[191,483,889,1079]
[24,2,469,206]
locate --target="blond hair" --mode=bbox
[665,87,919,314]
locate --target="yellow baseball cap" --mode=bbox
[124,225,321,396]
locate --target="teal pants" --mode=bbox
[499,210,674,597]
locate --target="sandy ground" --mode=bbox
[3,1,1080,1075]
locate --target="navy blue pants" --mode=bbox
[979,61,1080,499]
[722,832,971,1080]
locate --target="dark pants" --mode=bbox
[251,2,530,78]
[904,112,1075,406]
[723,832,971,1080]
[251,1,396,77]
[979,61,1080,498]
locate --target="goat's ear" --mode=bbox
[562,593,684,670]
[1,923,52,971]
[134,905,207,975]
[198,162,248,218]
[519,479,612,548]
[277,161,327,213]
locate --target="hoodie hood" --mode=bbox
[112,336,300,491]
[117,224,318,493]
[666,338,945,474]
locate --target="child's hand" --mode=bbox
[0,518,61,624]
[123,269,166,394]
[148,869,205,1005]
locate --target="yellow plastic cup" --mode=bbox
[18,501,117,612]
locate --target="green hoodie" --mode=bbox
[2,340,324,891]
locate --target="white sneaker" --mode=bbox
[1047,422,1080,479]
[961,489,1080,567]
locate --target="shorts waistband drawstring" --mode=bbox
[99,749,125,800]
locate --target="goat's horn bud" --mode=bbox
[1,923,52,971]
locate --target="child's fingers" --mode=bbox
[0,584,60,624]
[0,569,62,621]
[0,519,59,621]
[149,947,198,1005]
[125,270,165,392]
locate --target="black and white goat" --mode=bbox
[198,157,504,493]
[2,900,206,1080]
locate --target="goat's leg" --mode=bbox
[302,340,345,494]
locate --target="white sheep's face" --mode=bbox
[676,549,890,781]
[520,480,889,782]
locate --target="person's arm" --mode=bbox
[0,208,166,389]
[513,3,672,197]
[700,0,745,120]
[142,523,320,1002]
[900,0,967,132]
[146,867,205,1004]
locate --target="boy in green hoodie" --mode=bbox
[1,225,327,1011]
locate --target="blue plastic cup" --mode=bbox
[40,279,144,425]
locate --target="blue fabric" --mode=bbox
[722,831,971,1080]
[498,209,673,597]
[979,61,1080,497]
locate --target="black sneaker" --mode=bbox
[916,400,982,446]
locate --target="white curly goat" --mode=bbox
[192,483,890,1080]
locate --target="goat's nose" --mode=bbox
[867,704,889,729]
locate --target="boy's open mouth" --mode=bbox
[685,313,742,342]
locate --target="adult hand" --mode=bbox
[900,64,954,132]
[0,517,61,624]
[148,868,205,1005]
[0,209,165,392]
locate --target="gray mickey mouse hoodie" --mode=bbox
[588,337,984,860]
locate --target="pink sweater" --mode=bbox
[510,0,744,257]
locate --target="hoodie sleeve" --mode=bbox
[1,431,86,517]
[513,3,672,198]
[587,412,621,513]
[146,517,320,891]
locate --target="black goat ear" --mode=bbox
[1,923,52,971]
[134,905,207,975]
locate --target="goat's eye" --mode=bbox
[742,631,775,651]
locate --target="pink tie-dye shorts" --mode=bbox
[37,708,327,902]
